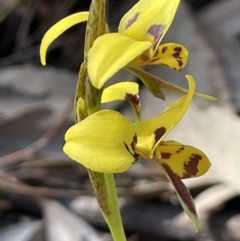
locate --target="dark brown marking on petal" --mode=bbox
[125,94,141,119]
[161,152,172,159]
[125,93,140,105]
[154,127,166,143]
[124,142,131,153]
[133,134,138,144]
[130,134,138,152]
[124,134,139,161]
[141,54,149,62]
[147,24,165,49]
[124,142,137,160]
[176,146,184,153]
[162,163,197,215]
[125,12,140,29]
[131,134,140,162]
[172,47,183,69]
[182,154,202,178]
[154,49,159,56]
[162,46,168,54]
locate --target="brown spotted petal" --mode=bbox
[146,43,189,71]
[153,141,211,178]
[129,43,188,71]
[160,162,200,231]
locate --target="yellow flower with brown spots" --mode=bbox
[63,75,211,230]
[39,0,192,100]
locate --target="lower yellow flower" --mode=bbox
[63,75,211,230]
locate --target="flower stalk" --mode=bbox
[75,0,126,240]
[103,174,126,241]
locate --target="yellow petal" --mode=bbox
[40,12,89,65]
[101,82,139,103]
[64,110,137,173]
[154,141,211,178]
[88,33,151,89]
[135,75,195,157]
[119,0,180,53]
[130,43,189,71]
[135,136,155,159]
[150,43,188,70]
[160,162,200,231]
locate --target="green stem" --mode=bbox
[103,173,126,241]
[78,1,126,239]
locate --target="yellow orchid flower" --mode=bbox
[88,0,188,90]
[63,75,211,230]
[39,0,214,237]
[40,0,193,100]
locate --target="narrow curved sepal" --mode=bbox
[40,12,89,65]
[135,75,195,157]
[127,67,216,100]
[101,82,139,103]
[88,33,151,89]
[119,0,180,53]
[160,162,200,231]
[64,110,137,173]
[127,66,166,100]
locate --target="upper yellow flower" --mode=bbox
[88,0,188,89]
[40,0,190,100]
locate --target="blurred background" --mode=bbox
[1,0,240,240]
